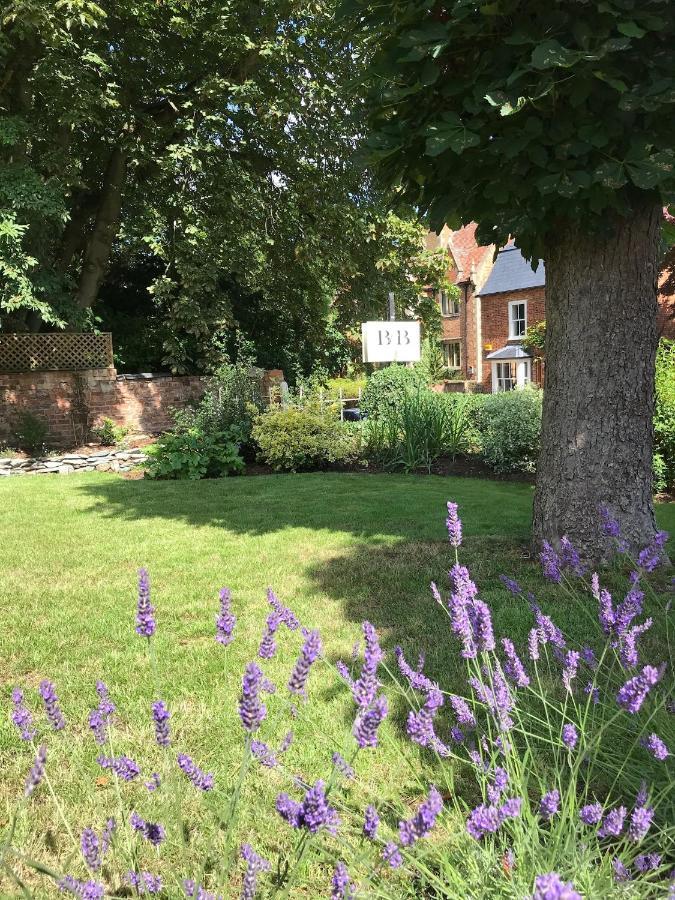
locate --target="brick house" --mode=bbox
[427,225,675,393]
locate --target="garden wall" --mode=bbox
[0,368,284,448]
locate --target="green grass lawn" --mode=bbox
[0,472,673,897]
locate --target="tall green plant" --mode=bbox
[654,339,675,489]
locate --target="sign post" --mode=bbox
[361,320,421,364]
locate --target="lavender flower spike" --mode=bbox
[331,862,354,900]
[24,744,47,797]
[382,842,402,869]
[642,733,669,760]
[39,679,66,730]
[240,843,270,900]
[531,872,581,900]
[597,806,626,838]
[11,687,36,741]
[152,700,171,748]
[399,785,443,847]
[135,567,156,638]
[177,753,214,791]
[579,802,603,825]
[364,805,379,839]
[562,723,578,750]
[126,872,163,895]
[501,638,530,688]
[130,811,165,846]
[215,587,236,646]
[239,662,267,733]
[616,665,662,714]
[539,789,560,822]
[351,621,383,708]
[446,501,462,547]
[353,695,388,749]
[81,828,101,871]
[288,629,322,698]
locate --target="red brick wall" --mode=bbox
[0,368,284,449]
[478,286,546,391]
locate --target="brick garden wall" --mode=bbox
[0,368,284,448]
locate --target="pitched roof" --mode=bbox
[486,344,532,360]
[446,223,495,290]
[479,243,545,296]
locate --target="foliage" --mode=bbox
[326,376,367,400]
[342,0,675,260]
[251,405,359,472]
[524,321,547,358]
[416,337,452,385]
[652,453,667,494]
[4,505,673,898]
[91,417,129,447]
[360,364,426,419]
[476,389,543,474]
[144,426,244,480]
[654,339,675,489]
[12,410,48,454]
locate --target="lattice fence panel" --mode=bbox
[0,333,114,372]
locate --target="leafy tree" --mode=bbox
[343,0,675,560]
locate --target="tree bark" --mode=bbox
[75,147,126,309]
[532,200,662,564]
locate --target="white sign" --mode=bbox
[361,320,421,363]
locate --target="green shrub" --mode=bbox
[252,406,359,472]
[326,376,367,400]
[12,411,49,455]
[654,338,675,489]
[360,364,426,419]
[653,452,667,494]
[475,388,542,474]
[91,417,130,446]
[144,425,244,480]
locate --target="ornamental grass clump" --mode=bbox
[2,510,673,898]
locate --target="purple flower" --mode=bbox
[364,805,379,839]
[332,752,354,780]
[531,872,581,900]
[251,740,277,768]
[406,685,444,750]
[533,607,566,649]
[177,753,214,791]
[446,501,462,547]
[540,542,562,583]
[466,803,501,840]
[487,766,509,804]
[399,785,443,847]
[126,872,163,895]
[472,599,495,652]
[584,681,599,704]
[618,618,652,669]
[612,858,630,882]
[634,853,661,872]
[240,844,270,900]
[560,536,584,576]
[101,818,116,853]
[562,723,578,750]
[276,780,338,834]
[352,622,383,707]
[470,667,514,732]
[145,772,161,792]
[152,700,170,748]
[500,575,522,595]
[331,862,354,900]
[39,679,66,731]
[600,506,621,538]
[617,665,662,714]
[642,732,669,760]
[96,755,140,781]
[81,828,101,871]
[501,638,530,688]
[239,662,267,733]
[267,587,300,630]
[11,687,35,740]
[58,876,105,899]
[258,612,281,659]
[637,530,669,572]
[89,682,115,745]
[597,806,626,838]
[183,880,222,900]
[628,804,653,842]
[561,651,580,693]
[24,744,46,797]
[449,694,476,728]
[215,587,236,646]
[135,567,156,638]
[499,797,522,820]
[288,630,321,698]
[539,789,560,821]
[528,628,540,661]
[130,811,165,846]
[579,802,603,825]
[395,646,434,692]
[382,842,402,869]
[581,645,597,668]
[353,695,388,749]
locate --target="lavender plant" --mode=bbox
[2,509,673,898]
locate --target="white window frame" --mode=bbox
[440,291,460,317]
[443,340,461,369]
[508,299,527,339]
[491,359,531,393]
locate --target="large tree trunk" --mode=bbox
[532,200,662,564]
[76,147,126,309]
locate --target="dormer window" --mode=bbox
[508,299,527,339]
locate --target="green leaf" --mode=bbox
[593,161,627,189]
[531,40,581,70]
[626,152,674,190]
[617,21,646,38]
[425,120,480,156]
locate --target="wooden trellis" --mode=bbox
[0,333,114,373]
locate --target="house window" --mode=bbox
[443,341,461,369]
[508,299,527,339]
[492,359,531,392]
[440,291,460,317]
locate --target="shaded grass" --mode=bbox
[0,472,673,896]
